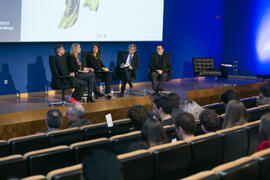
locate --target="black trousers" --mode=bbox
[151,72,168,91]
[121,68,133,93]
[72,79,86,101]
[95,72,111,94]
[78,72,97,97]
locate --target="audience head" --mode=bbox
[70,43,81,56]
[153,96,173,120]
[141,118,168,147]
[46,109,63,130]
[259,83,270,98]
[91,43,101,59]
[183,100,204,120]
[199,109,219,133]
[156,45,164,55]
[83,149,122,180]
[127,105,150,130]
[168,93,180,109]
[223,100,248,129]
[128,44,137,55]
[66,103,85,124]
[259,113,270,141]
[220,89,239,106]
[54,44,65,56]
[174,112,196,140]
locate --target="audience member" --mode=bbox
[256,113,270,152]
[220,89,240,107]
[256,83,270,106]
[222,100,248,129]
[168,92,184,117]
[66,103,91,128]
[83,149,122,180]
[183,100,204,120]
[127,105,150,131]
[45,109,63,133]
[199,109,219,133]
[174,112,196,140]
[153,96,174,125]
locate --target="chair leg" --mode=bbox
[62,89,65,101]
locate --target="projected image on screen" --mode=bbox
[0,0,164,42]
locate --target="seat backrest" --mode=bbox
[212,157,260,180]
[24,146,74,176]
[70,138,112,163]
[110,131,141,154]
[205,103,225,115]
[81,122,110,140]
[252,148,270,180]
[80,51,88,67]
[192,58,215,77]
[241,97,257,109]
[244,120,261,155]
[8,134,50,155]
[113,118,133,135]
[49,55,60,90]
[149,141,192,180]
[217,126,249,163]
[163,125,177,141]
[248,104,270,122]
[182,171,220,180]
[22,175,47,180]
[0,154,28,179]
[48,128,84,146]
[0,140,10,158]
[47,164,82,180]
[118,150,155,180]
[188,133,222,173]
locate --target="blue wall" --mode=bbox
[223,0,270,76]
[0,0,224,95]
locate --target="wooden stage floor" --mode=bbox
[0,77,263,114]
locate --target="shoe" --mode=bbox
[118,92,124,97]
[58,0,80,29]
[105,94,112,100]
[87,97,95,103]
[68,97,80,103]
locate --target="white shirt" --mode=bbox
[124,54,133,67]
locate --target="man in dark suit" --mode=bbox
[54,45,86,103]
[117,44,140,97]
[149,45,171,94]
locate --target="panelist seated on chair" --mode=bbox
[66,43,103,103]
[148,45,172,94]
[86,43,111,99]
[116,44,140,97]
[54,45,86,103]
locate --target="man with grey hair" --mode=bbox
[117,44,140,97]
[66,103,91,128]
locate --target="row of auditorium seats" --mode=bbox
[183,147,270,180]
[203,96,258,115]
[0,120,262,180]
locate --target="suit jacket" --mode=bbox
[148,52,172,81]
[116,51,140,80]
[86,54,105,70]
[66,54,84,73]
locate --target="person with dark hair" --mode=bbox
[149,45,171,95]
[153,96,174,126]
[256,83,270,106]
[220,89,240,106]
[256,113,270,152]
[127,105,150,131]
[168,93,184,117]
[199,109,219,133]
[66,103,91,128]
[127,118,168,152]
[174,112,196,140]
[45,109,63,133]
[117,44,140,97]
[86,44,112,99]
[83,149,122,180]
[222,100,248,129]
[54,44,86,103]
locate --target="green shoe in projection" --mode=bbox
[84,0,99,11]
[58,0,80,29]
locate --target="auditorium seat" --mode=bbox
[149,141,192,179]
[47,164,82,180]
[22,175,47,180]
[110,131,141,154]
[113,118,133,135]
[217,126,249,163]
[194,120,204,136]
[212,157,260,180]
[163,125,177,141]
[252,148,270,180]
[0,154,28,179]
[8,134,50,155]
[182,171,220,180]
[47,128,84,146]
[241,96,257,109]
[247,104,270,122]
[187,133,222,173]
[117,150,155,180]
[0,140,10,157]
[204,103,225,115]
[24,146,74,176]
[70,138,112,163]
[81,122,110,140]
[244,120,261,155]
